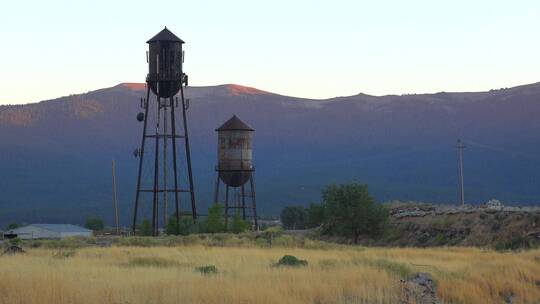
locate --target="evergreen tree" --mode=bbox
[138,219,153,236]
[165,215,193,235]
[204,203,225,233]
[306,203,325,228]
[229,213,249,233]
[280,206,306,229]
[5,223,20,230]
[84,217,104,231]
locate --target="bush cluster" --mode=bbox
[280,183,389,244]
[195,265,218,275]
[138,204,251,237]
[275,255,308,267]
[280,203,324,230]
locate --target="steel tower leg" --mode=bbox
[250,174,258,230]
[180,85,197,222]
[171,97,181,234]
[162,104,168,229]
[224,185,229,227]
[152,97,161,236]
[133,87,151,233]
[213,172,220,204]
[241,184,246,220]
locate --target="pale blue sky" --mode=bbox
[1,0,539,104]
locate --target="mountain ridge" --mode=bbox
[4,80,540,109]
[0,81,539,226]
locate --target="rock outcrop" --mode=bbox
[399,272,440,304]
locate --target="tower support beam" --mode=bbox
[214,170,258,230]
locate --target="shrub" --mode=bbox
[195,265,218,275]
[263,226,283,237]
[382,227,404,242]
[204,203,226,233]
[491,223,501,232]
[494,234,536,251]
[280,206,306,229]
[259,226,283,246]
[418,233,430,245]
[5,223,20,230]
[127,257,178,268]
[84,217,104,231]
[165,215,194,236]
[137,219,153,236]
[433,217,454,230]
[8,238,21,246]
[228,213,250,234]
[494,213,506,221]
[29,241,42,248]
[28,237,92,249]
[276,255,308,267]
[255,237,270,247]
[433,233,448,246]
[53,250,76,259]
[306,203,325,228]
[223,235,252,247]
[182,234,202,246]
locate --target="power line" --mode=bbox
[464,139,540,161]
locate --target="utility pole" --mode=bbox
[112,159,120,235]
[456,139,465,206]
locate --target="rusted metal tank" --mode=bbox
[146,27,184,98]
[216,115,254,187]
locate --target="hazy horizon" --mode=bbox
[3,79,540,106]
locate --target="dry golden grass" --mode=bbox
[0,243,539,304]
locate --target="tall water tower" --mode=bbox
[213,115,258,229]
[132,27,197,236]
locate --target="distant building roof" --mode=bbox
[216,115,254,131]
[147,27,185,43]
[30,224,92,233]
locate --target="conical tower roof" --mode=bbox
[216,115,254,131]
[147,27,185,43]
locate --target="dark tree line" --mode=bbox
[135,203,251,236]
[280,183,388,244]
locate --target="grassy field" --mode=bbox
[0,238,539,303]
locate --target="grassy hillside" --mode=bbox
[0,237,539,303]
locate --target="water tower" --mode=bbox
[213,115,258,229]
[132,27,197,236]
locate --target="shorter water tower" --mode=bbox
[213,115,258,229]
